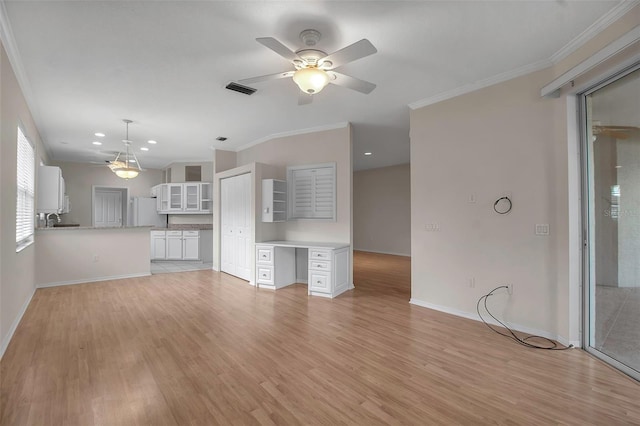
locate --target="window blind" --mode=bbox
[16,126,35,251]
[288,163,336,220]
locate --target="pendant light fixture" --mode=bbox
[110,119,142,179]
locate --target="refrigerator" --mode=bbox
[130,197,167,227]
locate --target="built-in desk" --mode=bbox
[255,241,352,298]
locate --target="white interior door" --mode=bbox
[221,173,251,281]
[94,190,122,227]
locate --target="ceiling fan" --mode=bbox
[238,29,377,105]
[593,124,639,140]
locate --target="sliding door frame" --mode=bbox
[580,61,640,381]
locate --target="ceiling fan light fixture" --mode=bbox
[293,67,329,94]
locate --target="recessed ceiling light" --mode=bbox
[364,152,372,156]
[129,159,137,163]
[140,147,149,151]
[92,141,102,145]
[94,132,105,137]
[147,140,157,144]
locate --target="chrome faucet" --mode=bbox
[46,213,61,228]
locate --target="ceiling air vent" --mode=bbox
[216,137,227,142]
[225,82,256,95]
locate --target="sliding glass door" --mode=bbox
[583,65,640,379]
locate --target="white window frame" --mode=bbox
[16,124,35,252]
[287,162,336,221]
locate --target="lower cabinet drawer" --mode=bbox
[257,266,274,284]
[309,260,331,272]
[256,247,273,264]
[309,272,331,293]
[309,249,331,261]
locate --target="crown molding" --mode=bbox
[0,1,53,160]
[541,25,640,97]
[408,59,551,110]
[550,0,640,64]
[233,121,350,152]
[409,1,639,110]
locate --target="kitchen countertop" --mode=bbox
[257,240,350,250]
[151,224,213,231]
[36,226,154,231]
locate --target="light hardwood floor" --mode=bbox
[1,251,639,425]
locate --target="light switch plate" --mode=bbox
[535,224,550,236]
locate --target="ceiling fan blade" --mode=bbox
[298,91,313,106]
[319,39,377,69]
[329,72,376,94]
[256,37,302,63]
[238,71,294,85]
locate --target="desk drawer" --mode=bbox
[309,249,331,261]
[257,266,273,284]
[309,260,332,272]
[310,272,331,293]
[256,247,274,264]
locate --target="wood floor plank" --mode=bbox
[1,251,639,425]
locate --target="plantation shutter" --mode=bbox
[288,163,336,220]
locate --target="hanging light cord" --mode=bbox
[477,286,573,350]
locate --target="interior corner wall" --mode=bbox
[409,67,570,340]
[0,40,49,356]
[353,164,411,256]
[236,126,352,246]
[52,161,163,226]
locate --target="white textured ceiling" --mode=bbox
[2,0,624,171]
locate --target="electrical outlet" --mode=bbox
[468,278,475,288]
[424,223,440,232]
[93,255,99,263]
[506,284,513,295]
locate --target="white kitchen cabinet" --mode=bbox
[183,183,200,211]
[37,166,66,214]
[262,179,287,222]
[166,230,183,259]
[151,230,199,261]
[154,183,212,214]
[168,184,184,211]
[200,182,212,213]
[150,230,167,260]
[182,230,200,260]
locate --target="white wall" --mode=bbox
[0,41,49,356]
[410,67,566,338]
[409,5,639,345]
[353,164,410,256]
[166,161,213,183]
[52,161,163,226]
[35,228,150,287]
[236,125,352,244]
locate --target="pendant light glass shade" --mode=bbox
[293,67,330,94]
[111,120,142,179]
[114,167,140,179]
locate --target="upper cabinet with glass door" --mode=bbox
[152,182,212,214]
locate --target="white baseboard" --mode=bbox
[353,248,411,257]
[410,298,576,348]
[1,287,36,360]
[36,272,151,288]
